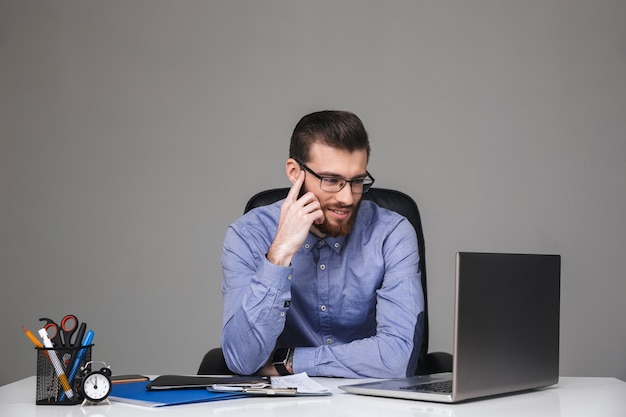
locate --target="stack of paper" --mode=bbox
[270,373,332,395]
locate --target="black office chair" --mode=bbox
[198,187,452,375]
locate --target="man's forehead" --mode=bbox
[307,143,368,172]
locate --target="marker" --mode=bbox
[38,328,75,399]
[60,329,94,401]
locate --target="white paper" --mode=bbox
[270,372,331,395]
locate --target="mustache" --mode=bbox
[325,204,354,210]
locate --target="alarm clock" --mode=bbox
[79,361,112,405]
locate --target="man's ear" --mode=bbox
[286,158,301,185]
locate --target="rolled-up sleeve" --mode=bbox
[220,216,293,375]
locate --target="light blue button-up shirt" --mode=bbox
[220,199,424,378]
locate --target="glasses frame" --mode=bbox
[296,160,375,194]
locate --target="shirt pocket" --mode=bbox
[341,293,377,338]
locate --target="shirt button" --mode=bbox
[320,305,327,312]
[320,264,326,270]
[319,240,325,246]
[287,274,292,280]
[304,243,310,249]
[334,242,340,248]
[280,312,285,317]
[326,338,332,344]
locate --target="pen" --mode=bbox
[38,328,75,400]
[60,329,94,401]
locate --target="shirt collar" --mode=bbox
[302,233,345,254]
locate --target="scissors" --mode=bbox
[39,315,85,348]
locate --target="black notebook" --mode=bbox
[147,374,268,390]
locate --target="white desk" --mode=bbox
[1,376,625,417]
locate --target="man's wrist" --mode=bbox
[272,348,294,376]
[266,246,292,267]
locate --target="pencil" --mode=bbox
[22,325,44,348]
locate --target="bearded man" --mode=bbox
[220,110,424,378]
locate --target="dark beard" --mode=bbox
[315,200,361,237]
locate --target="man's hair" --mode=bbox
[289,110,371,163]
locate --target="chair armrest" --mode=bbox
[419,351,453,375]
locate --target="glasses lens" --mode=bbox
[320,178,345,192]
[319,178,374,193]
[354,178,374,194]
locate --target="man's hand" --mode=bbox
[258,359,281,376]
[266,170,324,266]
[257,351,294,376]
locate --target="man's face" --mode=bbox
[300,143,368,237]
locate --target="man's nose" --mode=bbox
[335,183,355,206]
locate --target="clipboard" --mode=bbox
[211,372,333,396]
[210,383,298,396]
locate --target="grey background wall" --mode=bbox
[2,1,625,386]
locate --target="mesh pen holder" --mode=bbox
[35,345,92,405]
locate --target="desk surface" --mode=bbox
[1,376,625,417]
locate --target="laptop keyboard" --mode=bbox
[401,380,453,394]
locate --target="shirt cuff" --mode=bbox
[292,347,317,375]
[257,256,294,290]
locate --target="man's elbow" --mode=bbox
[222,344,263,376]
[376,340,416,378]
[379,357,412,379]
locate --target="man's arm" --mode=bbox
[221,171,324,375]
[292,218,424,378]
[220,225,294,375]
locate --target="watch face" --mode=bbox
[83,371,112,402]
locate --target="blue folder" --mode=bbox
[109,380,245,407]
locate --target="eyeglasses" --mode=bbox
[296,160,375,194]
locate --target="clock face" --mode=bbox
[82,371,112,402]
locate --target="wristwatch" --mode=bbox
[272,348,294,376]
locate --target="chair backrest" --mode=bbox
[244,187,430,374]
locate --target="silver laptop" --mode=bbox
[340,252,560,403]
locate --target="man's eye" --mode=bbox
[322,178,342,186]
[351,179,365,185]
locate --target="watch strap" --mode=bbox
[272,348,293,376]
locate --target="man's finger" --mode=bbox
[285,169,305,202]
